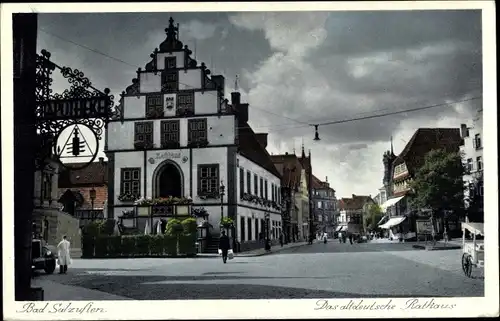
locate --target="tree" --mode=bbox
[409,149,466,243]
[363,204,384,232]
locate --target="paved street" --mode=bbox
[36,240,484,300]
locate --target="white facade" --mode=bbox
[105,19,281,245]
[460,109,484,207]
[236,156,282,242]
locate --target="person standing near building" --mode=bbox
[57,235,71,274]
[218,230,231,264]
[279,232,284,247]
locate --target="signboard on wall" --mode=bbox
[416,219,433,234]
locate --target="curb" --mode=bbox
[412,244,462,251]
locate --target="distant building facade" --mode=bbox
[271,148,311,242]
[337,194,375,235]
[460,109,484,222]
[57,159,108,227]
[379,128,463,239]
[33,158,81,256]
[311,175,337,236]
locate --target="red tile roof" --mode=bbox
[58,162,108,187]
[270,153,303,189]
[311,175,323,189]
[338,194,375,210]
[393,128,462,175]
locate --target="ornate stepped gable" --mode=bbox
[120,17,223,105]
[392,128,462,177]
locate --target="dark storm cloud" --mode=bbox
[316,10,481,58]
[38,12,271,97]
[35,9,484,196]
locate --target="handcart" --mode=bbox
[461,222,484,278]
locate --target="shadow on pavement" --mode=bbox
[42,274,462,300]
[275,242,426,254]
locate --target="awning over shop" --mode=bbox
[380,196,405,212]
[461,222,484,236]
[379,216,406,229]
[335,226,344,232]
[377,215,388,226]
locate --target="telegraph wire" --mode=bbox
[38,27,483,135]
[38,28,306,126]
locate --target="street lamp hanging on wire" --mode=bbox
[313,125,320,141]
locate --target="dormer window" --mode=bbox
[162,71,178,92]
[146,94,164,118]
[165,57,176,69]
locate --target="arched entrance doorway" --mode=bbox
[154,161,183,198]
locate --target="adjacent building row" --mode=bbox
[372,108,484,240]
[31,18,339,253]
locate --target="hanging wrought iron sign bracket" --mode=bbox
[35,49,118,170]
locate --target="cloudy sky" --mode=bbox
[37,10,482,198]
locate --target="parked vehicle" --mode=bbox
[461,222,484,278]
[31,239,57,274]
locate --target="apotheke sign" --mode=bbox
[41,96,110,120]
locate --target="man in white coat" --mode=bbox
[57,235,71,274]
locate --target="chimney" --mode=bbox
[325,176,328,183]
[460,124,469,138]
[231,92,241,106]
[236,103,248,123]
[255,133,268,148]
[352,194,356,198]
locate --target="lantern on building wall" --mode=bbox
[89,187,96,210]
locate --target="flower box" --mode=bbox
[192,207,209,218]
[146,108,164,119]
[198,192,219,200]
[134,140,154,150]
[118,193,139,203]
[161,141,181,149]
[176,108,194,117]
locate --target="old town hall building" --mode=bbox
[105,18,282,251]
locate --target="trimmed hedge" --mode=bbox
[178,233,197,256]
[82,234,196,258]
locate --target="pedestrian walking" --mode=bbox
[338,232,342,243]
[349,234,353,245]
[322,232,328,244]
[279,232,284,247]
[218,230,231,264]
[57,235,71,274]
[265,238,271,251]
